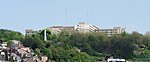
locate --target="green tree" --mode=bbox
[41,48,53,59]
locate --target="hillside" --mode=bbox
[1,29,150,62]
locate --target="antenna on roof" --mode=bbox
[125,25,126,30]
[86,11,89,23]
[65,8,68,25]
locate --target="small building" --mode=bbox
[1,42,7,49]
[25,29,38,35]
[107,59,126,62]
[18,47,31,58]
[20,47,31,53]
[40,56,48,62]
[12,40,20,45]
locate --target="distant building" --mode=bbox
[25,29,38,35]
[40,56,48,62]
[18,47,31,58]
[1,42,7,49]
[49,22,99,33]
[25,22,125,36]
[49,26,75,34]
[99,27,125,36]
[75,22,99,33]
[107,59,126,62]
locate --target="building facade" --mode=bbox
[75,22,99,33]
[49,26,75,34]
[99,27,125,36]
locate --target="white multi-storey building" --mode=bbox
[75,22,99,33]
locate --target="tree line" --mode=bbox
[1,29,150,62]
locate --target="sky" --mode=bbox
[0,0,150,34]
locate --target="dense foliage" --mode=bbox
[1,29,150,61]
[0,29,23,41]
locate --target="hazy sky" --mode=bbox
[0,0,150,34]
